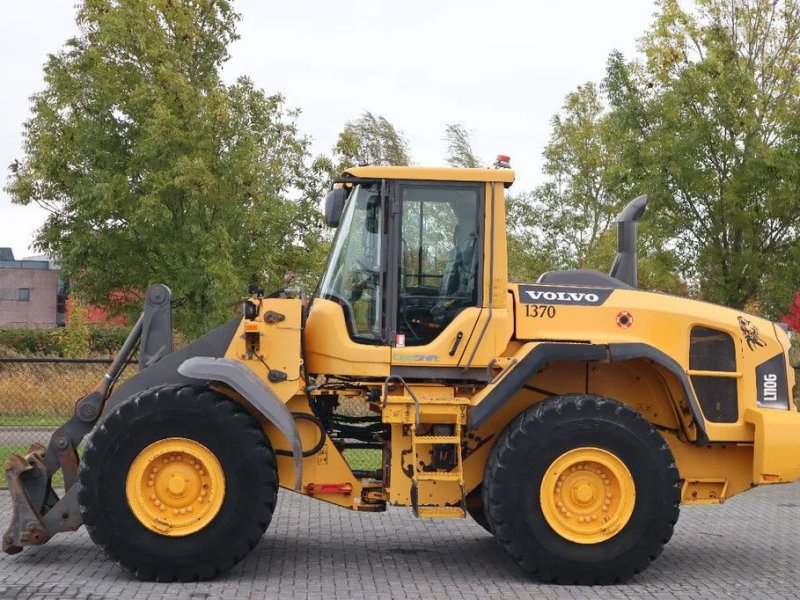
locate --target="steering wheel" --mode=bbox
[355,257,380,277]
[347,258,379,301]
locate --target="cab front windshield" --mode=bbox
[318,184,384,342]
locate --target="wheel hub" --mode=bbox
[540,447,635,544]
[126,438,225,537]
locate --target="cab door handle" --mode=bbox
[449,331,464,356]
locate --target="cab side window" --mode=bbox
[397,184,480,346]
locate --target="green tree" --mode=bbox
[333,111,411,169]
[506,190,560,283]
[509,80,686,292]
[7,0,327,336]
[605,0,800,315]
[444,123,483,168]
[531,83,624,270]
[507,84,629,282]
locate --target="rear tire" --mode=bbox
[483,394,679,584]
[465,486,492,534]
[78,384,278,581]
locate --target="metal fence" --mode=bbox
[0,358,134,487]
[0,357,380,487]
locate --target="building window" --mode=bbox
[18,288,30,302]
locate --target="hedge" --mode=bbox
[0,326,131,357]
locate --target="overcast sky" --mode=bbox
[0,0,656,259]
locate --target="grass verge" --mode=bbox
[343,448,382,472]
[0,446,28,488]
[0,445,74,489]
[0,415,65,427]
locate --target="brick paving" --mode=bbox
[0,482,798,599]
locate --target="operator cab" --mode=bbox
[317,181,481,346]
[305,166,515,380]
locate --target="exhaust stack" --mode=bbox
[609,195,648,288]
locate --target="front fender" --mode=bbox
[178,357,302,490]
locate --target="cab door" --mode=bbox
[388,181,486,378]
[304,181,392,378]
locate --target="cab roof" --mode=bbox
[343,165,515,185]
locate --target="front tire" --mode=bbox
[483,394,680,585]
[78,384,278,581]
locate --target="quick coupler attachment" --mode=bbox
[3,439,84,555]
[3,444,50,554]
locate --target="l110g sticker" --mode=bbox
[755,353,789,409]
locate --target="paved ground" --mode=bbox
[0,482,798,600]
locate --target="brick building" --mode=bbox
[0,248,65,328]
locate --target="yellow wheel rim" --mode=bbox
[126,438,225,537]
[540,447,635,544]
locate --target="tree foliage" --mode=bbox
[7,0,327,336]
[604,0,800,314]
[444,123,483,168]
[505,84,685,292]
[512,0,800,314]
[333,111,411,169]
[529,83,622,270]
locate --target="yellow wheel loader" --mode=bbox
[4,162,800,584]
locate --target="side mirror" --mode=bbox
[323,187,347,228]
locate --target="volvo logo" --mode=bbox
[525,290,600,303]
[518,285,613,307]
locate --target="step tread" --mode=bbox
[416,506,466,519]
[413,435,461,444]
[416,471,462,482]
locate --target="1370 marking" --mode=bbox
[525,304,556,318]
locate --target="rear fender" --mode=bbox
[178,357,303,490]
[469,341,708,443]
